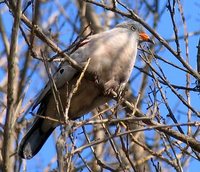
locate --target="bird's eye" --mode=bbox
[131,26,136,31]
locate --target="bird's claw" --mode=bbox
[103,80,126,98]
[94,75,100,84]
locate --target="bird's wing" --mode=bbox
[32,38,92,111]
[32,62,76,110]
[31,29,118,111]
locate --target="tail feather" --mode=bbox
[18,117,55,159]
[18,96,57,159]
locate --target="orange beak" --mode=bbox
[139,32,154,44]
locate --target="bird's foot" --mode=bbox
[103,80,126,99]
[117,83,126,99]
[94,74,100,85]
[103,80,118,96]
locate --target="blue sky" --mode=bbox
[0,0,200,171]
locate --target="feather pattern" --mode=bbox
[18,21,152,159]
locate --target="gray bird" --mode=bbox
[18,21,154,159]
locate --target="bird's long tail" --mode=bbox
[18,116,56,159]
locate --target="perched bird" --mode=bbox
[18,21,154,159]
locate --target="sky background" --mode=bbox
[0,0,200,171]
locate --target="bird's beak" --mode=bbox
[139,32,155,44]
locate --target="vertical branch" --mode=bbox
[2,0,21,171]
[17,0,41,102]
[76,0,103,35]
[167,0,181,56]
[0,14,10,55]
[177,0,191,135]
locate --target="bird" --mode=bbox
[18,20,154,159]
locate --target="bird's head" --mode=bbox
[116,20,154,44]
